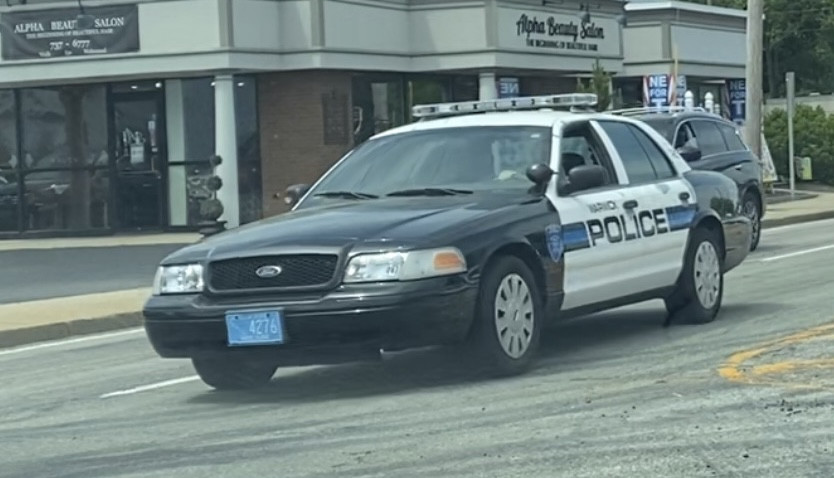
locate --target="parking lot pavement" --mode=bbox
[0,243,188,304]
[0,220,833,478]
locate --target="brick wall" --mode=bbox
[257,70,354,217]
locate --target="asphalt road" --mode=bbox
[1,220,834,478]
[0,244,188,304]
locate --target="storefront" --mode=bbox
[615,0,747,115]
[0,0,744,238]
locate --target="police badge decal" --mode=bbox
[545,224,564,262]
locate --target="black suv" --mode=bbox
[611,107,764,251]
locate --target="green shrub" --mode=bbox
[764,104,834,185]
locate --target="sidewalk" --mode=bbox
[2,197,834,350]
[763,190,834,228]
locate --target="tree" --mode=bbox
[576,59,611,111]
[683,0,834,97]
[764,104,834,184]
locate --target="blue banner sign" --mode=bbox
[726,79,746,124]
[643,74,672,107]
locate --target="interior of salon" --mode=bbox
[0,76,262,237]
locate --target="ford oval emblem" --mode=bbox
[255,265,283,278]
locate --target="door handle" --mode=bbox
[734,164,743,171]
[679,191,690,201]
[623,199,638,209]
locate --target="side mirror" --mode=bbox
[558,164,607,195]
[677,142,702,162]
[526,163,554,185]
[283,183,310,207]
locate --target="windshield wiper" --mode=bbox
[386,187,474,197]
[313,190,379,199]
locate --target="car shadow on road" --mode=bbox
[186,301,781,406]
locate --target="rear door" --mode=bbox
[595,119,695,291]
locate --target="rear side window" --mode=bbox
[598,121,674,184]
[688,120,728,156]
[717,122,747,151]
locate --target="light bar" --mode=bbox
[412,93,598,119]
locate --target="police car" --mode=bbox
[143,93,752,390]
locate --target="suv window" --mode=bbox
[688,120,727,156]
[598,121,672,184]
[717,122,747,151]
[630,126,676,179]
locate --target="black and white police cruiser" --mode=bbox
[144,93,752,390]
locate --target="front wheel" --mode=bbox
[192,357,278,390]
[467,255,543,376]
[665,227,724,325]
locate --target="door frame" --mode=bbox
[107,85,169,232]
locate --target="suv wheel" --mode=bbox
[742,191,761,251]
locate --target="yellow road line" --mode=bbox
[717,322,834,386]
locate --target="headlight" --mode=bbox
[152,264,204,295]
[343,247,466,283]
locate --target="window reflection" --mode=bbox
[19,86,109,231]
[166,76,262,227]
[352,76,406,145]
[0,90,19,232]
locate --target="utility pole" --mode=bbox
[745,0,764,159]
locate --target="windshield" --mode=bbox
[299,126,551,206]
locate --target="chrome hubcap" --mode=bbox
[693,241,720,309]
[743,200,760,243]
[494,273,534,359]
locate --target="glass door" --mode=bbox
[111,91,166,231]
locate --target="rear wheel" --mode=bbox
[665,227,724,325]
[742,191,762,251]
[467,255,543,376]
[192,357,278,390]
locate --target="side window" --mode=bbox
[630,125,677,179]
[689,120,728,156]
[597,121,659,184]
[559,121,617,186]
[674,122,695,149]
[717,122,747,151]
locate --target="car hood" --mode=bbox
[164,193,536,263]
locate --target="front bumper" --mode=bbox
[143,275,478,366]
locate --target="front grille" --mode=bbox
[209,254,339,291]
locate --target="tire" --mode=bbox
[192,357,278,390]
[742,191,762,251]
[467,255,543,376]
[665,227,724,325]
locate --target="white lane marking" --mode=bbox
[0,328,144,357]
[766,217,834,234]
[100,376,201,399]
[761,244,834,262]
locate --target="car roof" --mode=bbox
[371,110,649,140]
[635,111,728,123]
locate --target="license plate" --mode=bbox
[225,310,285,346]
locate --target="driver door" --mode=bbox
[547,120,636,311]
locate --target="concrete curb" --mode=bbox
[0,312,143,349]
[763,210,834,229]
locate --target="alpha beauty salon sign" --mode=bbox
[0,4,139,60]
